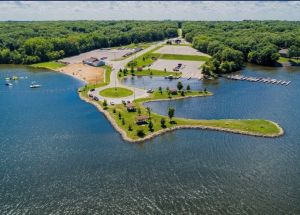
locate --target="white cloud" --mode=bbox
[0,1,299,21]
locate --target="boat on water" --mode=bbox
[5,82,12,86]
[30,82,41,88]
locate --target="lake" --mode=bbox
[0,64,299,214]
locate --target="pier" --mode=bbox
[222,74,291,86]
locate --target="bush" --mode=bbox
[160,118,166,128]
[137,129,145,137]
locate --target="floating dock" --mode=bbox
[222,75,291,86]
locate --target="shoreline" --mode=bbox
[79,93,284,143]
[28,63,284,143]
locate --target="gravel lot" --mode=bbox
[149,59,204,79]
[60,48,138,64]
[153,45,209,56]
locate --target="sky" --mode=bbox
[0,1,300,21]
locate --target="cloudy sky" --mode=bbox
[0,1,299,21]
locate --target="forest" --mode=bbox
[1,20,300,73]
[182,21,300,75]
[0,21,178,64]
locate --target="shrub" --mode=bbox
[137,129,145,137]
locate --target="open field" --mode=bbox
[99,87,133,98]
[149,59,204,79]
[159,54,210,61]
[153,45,210,56]
[58,63,104,84]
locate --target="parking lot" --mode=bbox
[60,48,138,64]
[149,59,204,79]
[153,45,209,56]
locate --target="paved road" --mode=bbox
[89,41,165,104]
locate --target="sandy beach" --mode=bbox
[58,63,105,84]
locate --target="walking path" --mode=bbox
[89,41,165,104]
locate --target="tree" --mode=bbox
[130,66,135,76]
[288,45,300,59]
[128,124,133,131]
[148,120,154,132]
[181,91,185,96]
[146,107,151,118]
[122,118,125,125]
[168,107,175,122]
[186,85,191,91]
[118,112,122,119]
[137,129,145,137]
[137,108,141,115]
[160,118,166,128]
[158,86,162,94]
[177,81,183,91]
[103,100,108,109]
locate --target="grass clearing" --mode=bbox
[99,87,133,98]
[30,61,66,70]
[159,54,210,61]
[278,57,300,64]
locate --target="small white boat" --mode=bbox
[5,82,12,86]
[30,82,41,88]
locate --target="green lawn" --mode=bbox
[30,61,66,70]
[159,54,210,61]
[278,57,300,64]
[99,87,133,98]
[127,46,162,68]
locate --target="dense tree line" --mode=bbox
[182,21,300,75]
[0,21,178,64]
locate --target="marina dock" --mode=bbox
[222,74,291,86]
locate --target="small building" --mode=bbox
[136,115,149,125]
[279,49,289,58]
[83,57,105,67]
[169,89,178,95]
[126,103,136,112]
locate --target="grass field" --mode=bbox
[159,54,210,61]
[30,61,66,70]
[99,87,133,98]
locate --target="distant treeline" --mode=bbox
[0,21,178,64]
[182,21,300,75]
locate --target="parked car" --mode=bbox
[88,93,93,97]
[110,101,115,105]
[93,96,99,101]
[90,88,95,92]
[146,89,154,93]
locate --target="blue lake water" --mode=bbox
[1,64,300,214]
